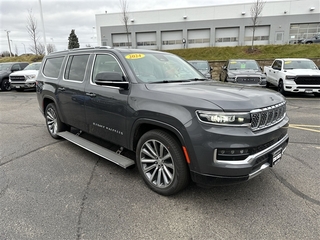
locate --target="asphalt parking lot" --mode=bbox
[0,90,319,240]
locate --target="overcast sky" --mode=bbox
[0,0,280,55]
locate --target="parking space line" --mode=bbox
[289,124,320,133]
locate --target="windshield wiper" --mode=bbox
[150,80,191,83]
[189,78,209,81]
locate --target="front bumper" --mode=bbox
[283,81,320,93]
[10,81,36,89]
[190,133,289,186]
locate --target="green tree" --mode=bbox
[68,29,80,49]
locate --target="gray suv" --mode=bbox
[36,47,289,195]
[301,34,320,44]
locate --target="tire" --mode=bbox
[136,129,190,196]
[45,103,69,139]
[277,80,286,95]
[266,81,270,88]
[1,79,11,91]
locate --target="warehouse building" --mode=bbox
[95,0,320,50]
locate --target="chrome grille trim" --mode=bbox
[250,102,286,131]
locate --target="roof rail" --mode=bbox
[48,46,113,55]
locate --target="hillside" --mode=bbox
[1,44,319,64]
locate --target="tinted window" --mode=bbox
[43,57,64,78]
[64,54,90,81]
[92,54,122,82]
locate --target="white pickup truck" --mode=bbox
[264,58,320,97]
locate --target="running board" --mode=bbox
[57,131,135,169]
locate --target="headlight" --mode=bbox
[26,74,36,79]
[196,110,251,126]
[285,75,296,80]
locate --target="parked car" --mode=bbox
[9,62,42,91]
[219,59,266,86]
[300,34,320,44]
[0,62,29,91]
[188,60,212,79]
[36,47,289,195]
[264,58,320,96]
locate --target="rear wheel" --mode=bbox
[45,103,69,139]
[136,129,190,195]
[1,79,11,91]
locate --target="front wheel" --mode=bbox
[136,130,190,196]
[277,80,286,95]
[1,79,11,91]
[45,103,69,139]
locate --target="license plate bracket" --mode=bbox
[270,148,282,167]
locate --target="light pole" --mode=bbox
[21,43,26,54]
[38,0,48,55]
[4,30,12,57]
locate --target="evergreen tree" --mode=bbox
[68,29,80,49]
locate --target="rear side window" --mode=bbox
[43,57,64,78]
[64,54,90,82]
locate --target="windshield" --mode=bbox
[228,60,259,70]
[122,52,205,83]
[0,63,12,71]
[24,63,41,71]
[284,60,318,70]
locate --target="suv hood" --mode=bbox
[146,81,284,111]
[284,69,320,76]
[228,69,263,75]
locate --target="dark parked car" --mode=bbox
[36,47,289,195]
[188,60,212,79]
[0,62,29,91]
[300,34,320,44]
[219,59,266,86]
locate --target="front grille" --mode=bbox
[294,76,320,85]
[10,76,26,82]
[236,76,260,84]
[250,102,286,131]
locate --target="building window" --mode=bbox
[188,38,209,44]
[289,22,320,43]
[162,40,182,45]
[215,37,238,42]
[113,42,132,47]
[137,41,156,46]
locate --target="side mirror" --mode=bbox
[95,72,129,90]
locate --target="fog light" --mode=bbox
[216,148,251,161]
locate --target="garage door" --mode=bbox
[215,28,239,47]
[136,32,157,49]
[187,29,210,48]
[161,31,183,50]
[244,26,270,45]
[112,33,132,48]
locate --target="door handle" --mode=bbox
[86,92,96,97]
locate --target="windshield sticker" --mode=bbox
[230,61,237,64]
[125,53,145,59]
[284,61,291,64]
[241,64,246,68]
